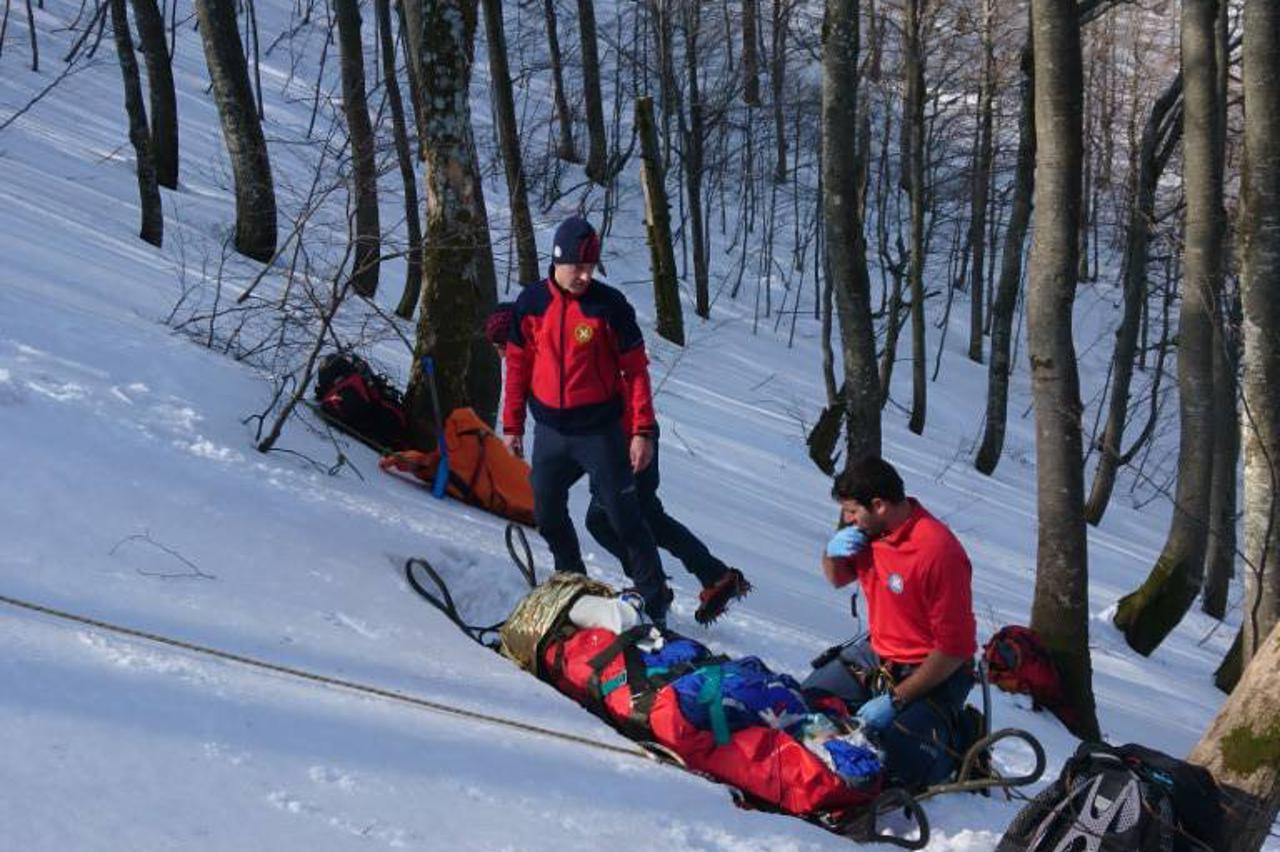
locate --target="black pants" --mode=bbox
[531,420,670,620]
[802,636,975,790]
[584,438,729,589]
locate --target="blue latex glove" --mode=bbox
[856,693,898,731]
[826,525,868,560]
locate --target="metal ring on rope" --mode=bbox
[505,523,537,589]
[404,557,505,648]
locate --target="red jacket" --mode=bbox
[502,277,656,437]
[829,500,977,665]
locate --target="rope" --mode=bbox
[0,591,650,761]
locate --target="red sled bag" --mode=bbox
[542,627,882,818]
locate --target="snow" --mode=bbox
[0,1,1267,849]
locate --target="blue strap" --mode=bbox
[697,664,731,746]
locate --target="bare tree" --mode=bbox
[129,0,178,189]
[822,0,880,467]
[374,0,422,318]
[334,0,380,297]
[195,0,277,262]
[481,0,539,285]
[111,0,162,246]
[1114,0,1225,657]
[966,0,995,364]
[542,0,579,163]
[680,1,709,318]
[636,95,683,346]
[1238,0,1280,671]
[1026,0,1100,740]
[903,0,927,434]
[742,0,760,106]
[577,0,609,183]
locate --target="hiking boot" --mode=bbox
[695,568,753,625]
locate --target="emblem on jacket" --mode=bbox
[574,323,595,344]
[887,572,905,594]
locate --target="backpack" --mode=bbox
[983,625,1085,736]
[996,741,1222,852]
[379,407,536,526]
[314,352,409,451]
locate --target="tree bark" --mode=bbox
[1114,0,1223,657]
[637,96,683,346]
[822,0,880,467]
[129,0,178,189]
[542,0,578,162]
[1026,0,1100,741]
[974,42,1034,476]
[375,0,422,319]
[681,1,709,318]
[742,0,760,106]
[966,0,994,365]
[904,0,927,435]
[195,0,277,262]
[405,0,495,445]
[1239,0,1280,670]
[770,0,788,183]
[111,0,163,247]
[334,0,380,297]
[577,0,608,184]
[1203,289,1240,619]
[480,0,540,285]
[1083,73,1182,524]
[1188,622,1280,852]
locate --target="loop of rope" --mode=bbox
[0,591,649,761]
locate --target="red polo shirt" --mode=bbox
[829,500,977,665]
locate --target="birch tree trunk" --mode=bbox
[822,0,880,466]
[1026,0,1100,740]
[1114,0,1224,656]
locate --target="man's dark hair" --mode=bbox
[831,456,906,505]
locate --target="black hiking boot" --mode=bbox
[695,568,753,625]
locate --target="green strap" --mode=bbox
[599,670,627,699]
[697,664,731,746]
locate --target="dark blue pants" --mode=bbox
[584,438,729,589]
[801,637,975,790]
[531,420,670,620]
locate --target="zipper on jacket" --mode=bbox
[558,289,568,410]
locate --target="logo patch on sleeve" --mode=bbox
[573,323,595,344]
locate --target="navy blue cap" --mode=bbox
[551,216,601,266]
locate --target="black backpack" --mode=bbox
[314,352,409,451]
[996,742,1222,852]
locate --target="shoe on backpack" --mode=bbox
[695,568,753,625]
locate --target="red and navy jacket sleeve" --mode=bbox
[611,299,657,436]
[501,294,536,437]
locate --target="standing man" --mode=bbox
[803,456,978,790]
[501,216,674,626]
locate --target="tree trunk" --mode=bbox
[1083,73,1182,524]
[334,0,380,297]
[480,0,539,285]
[577,0,608,184]
[1203,290,1240,619]
[974,42,1034,476]
[195,0,277,262]
[637,96,683,346]
[404,0,492,445]
[1114,0,1223,657]
[129,0,177,189]
[375,0,422,319]
[681,2,709,318]
[822,0,880,467]
[966,0,994,364]
[1188,621,1280,852]
[542,0,577,162]
[904,0,926,435]
[742,0,759,106]
[1026,0,1100,741]
[111,0,163,247]
[1239,0,1280,670]
[770,0,788,183]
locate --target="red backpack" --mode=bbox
[983,625,1085,737]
